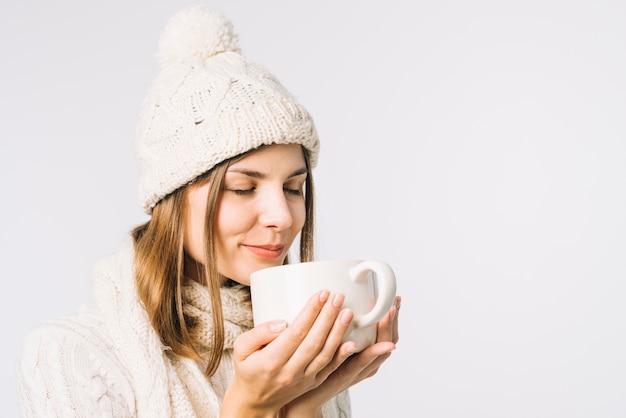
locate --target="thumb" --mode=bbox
[233,319,287,360]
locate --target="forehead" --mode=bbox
[228,144,306,171]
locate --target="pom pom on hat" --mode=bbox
[135,5,320,213]
[156,5,240,67]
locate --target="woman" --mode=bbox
[17,5,400,417]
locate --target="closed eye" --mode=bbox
[227,188,255,195]
[284,187,303,196]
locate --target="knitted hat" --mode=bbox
[135,5,320,213]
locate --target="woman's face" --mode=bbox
[184,144,308,285]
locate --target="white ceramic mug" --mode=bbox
[250,259,397,352]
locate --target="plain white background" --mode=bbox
[2,1,625,416]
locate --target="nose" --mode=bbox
[258,189,293,230]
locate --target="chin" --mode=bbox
[226,259,286,286]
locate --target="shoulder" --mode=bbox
[17,309,135,417]
[19,308,118,365]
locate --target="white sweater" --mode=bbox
[17,236,351,417]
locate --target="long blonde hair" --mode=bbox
[131,146,315,376]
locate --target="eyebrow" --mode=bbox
[227,167,308,179]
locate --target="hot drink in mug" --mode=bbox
[250,259,397,352]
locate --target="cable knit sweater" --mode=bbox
[17,236,351,417]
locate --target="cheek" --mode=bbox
[215,199,249,240]
[292,201,306,231]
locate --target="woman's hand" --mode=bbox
[282,296,401,417]
[221,290,358,417]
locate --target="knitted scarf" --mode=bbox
[182,279,254,353]
[91,236,253,417]
[91,235,350,417]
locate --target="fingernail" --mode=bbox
[269,320,287,333]
[345,342,357,354]
[319,290,330,303]
[332,293,344,308]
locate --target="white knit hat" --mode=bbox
[135,5,320,213]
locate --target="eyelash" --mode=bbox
[228,188,254,196]
[284,187,303,196]
[226,187,303,196]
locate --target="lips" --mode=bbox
[244,244,285,259]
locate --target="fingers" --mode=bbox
[267,290,333,359]
[237,291,400,396]
[343,341,395,384]
[233,319,288,361]
[300,307,355,376]
[279,292,349,371]
[392,296,401,343]
[375,295,401,345]
[346,295,401,383]
[230,292,399,413]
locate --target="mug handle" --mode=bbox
[349,260,397,328]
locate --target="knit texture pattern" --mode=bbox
[17,235,351,417]
[136,5,320,212]
[182,279,254,351]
